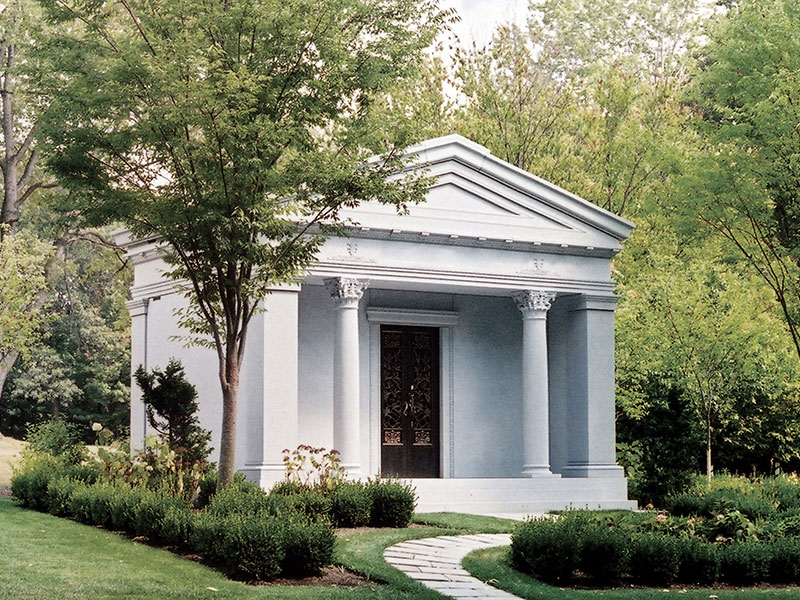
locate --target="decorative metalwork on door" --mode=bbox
[380,325,440,478]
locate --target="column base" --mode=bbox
[521,465,560,477]
[341,464,363,480]
[239,464,287,490]
[561,463,625,478]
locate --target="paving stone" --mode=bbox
[384,532,521,600]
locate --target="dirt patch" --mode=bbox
[257,566,373,587]
[0,486,12,498]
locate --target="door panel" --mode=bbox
[380,325,440,478]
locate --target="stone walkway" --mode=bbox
[383,533,520,599]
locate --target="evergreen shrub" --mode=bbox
[367,478,416,527]
[511,518,579,583]
[719,541,770,584]
[628,532,680,585]
[676,537,718,584]
[578,523,630,583]
[328,481,371,527]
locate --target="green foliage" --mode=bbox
[578,522,630,583]
[511,518,580,584]
[328,481,372,528]
[280,518,336,576]
[45,476,79,517]
[628,533,681,585]
[25,418,87,464]
[718,541,771,585]
[676,537,718,584]
[208,479,276,517]
[134,360,212,464]
[366,478,416,528]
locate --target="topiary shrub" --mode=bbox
[67,483,95,524]
[578,523,630,584]
[676,536,718,584]
[108,484,146,532]
[328,481,371,527]
[511,518,580,583]
[160,504,193,548]
[216,514,286,580]
[628,532,680,585]
[719,541,770,585]
[132,488,187,542]
[367,478,415,527]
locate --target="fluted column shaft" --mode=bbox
[325,277,369,476]
[513,290,556,477]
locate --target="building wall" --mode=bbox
[296,285,524,479]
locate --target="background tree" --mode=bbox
[0,0,57,399]
[39,0,452,485]
[687,0,800,363]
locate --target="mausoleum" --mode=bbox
[120,134,637,513]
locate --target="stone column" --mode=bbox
[561,294,625,478]
[240,286,301,488]
[125,298,150,451]
[513,290,556,477]
[325,277,369,476]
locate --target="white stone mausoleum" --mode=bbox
[120,135,637,513]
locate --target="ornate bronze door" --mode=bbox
[380,325,440,478]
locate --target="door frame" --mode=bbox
[366,307,459,478]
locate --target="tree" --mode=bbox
[686,0,800,364]
[0,228,51,410]
[134,359,212,464]
[0,1,57,399]
[39,0,451,485]
[0,232,131,440]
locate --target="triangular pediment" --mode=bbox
[344,135,634,252]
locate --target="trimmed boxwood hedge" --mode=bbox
[511,510,800,587]
[12,452,419,581]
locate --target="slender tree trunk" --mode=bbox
[217,352,240,487]
[0,351,18,425]
[706,425,712,484]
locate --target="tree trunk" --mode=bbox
[0,351,18,431]
[217,352,240,487]
[706,423,713,484]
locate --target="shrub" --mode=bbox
[766,537,800,583]
[195,469,218,508]
[214,514,286,580]
[578,523,630,583]
[68,484,95,524]
[367,478,415,527]
[160,504,193,547]
[11,453,63,511]
[134,359,212,464]
[208,480,277,516]
[328,481,371,527]
[628,533,680,585]
[676,537,718,584]
[109,484,145,532]
[284,489,330,521]
[26,418,87,464]
[667,493,706,517]
[46,477,80,517]
[281,518,336,576]
[719,541,770,585]
[132,488,187,542]
[511,518,579,583]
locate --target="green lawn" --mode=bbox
[0,496,517,599]
[462,546,800,600]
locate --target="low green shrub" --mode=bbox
[208,480,274,516]
[283,489,330,521]
[109,484,145,532]
[628,533,680,585]
[67,483,95,524]
[26,418,87,464]
[212,513,286,580]
[133,488,186,542]
[676,537,718,584]
[160,504,193,547]
[719,541,771,585]
[511,518,580,583]
[328,481,371,527]
[45,477,80,517]
[578,522,630,583]
[281,518,336,576]
[367,478,415,527]
[667,493,705,517]
[269,479,309,496]
[766,537,800,583]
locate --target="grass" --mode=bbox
[0,434,24,488]
[462,545,800,600]
[0,496,514,599]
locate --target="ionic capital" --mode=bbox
[513,290,556,319]
[324,277,369,308]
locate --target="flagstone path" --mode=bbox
[383,533,522,599]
